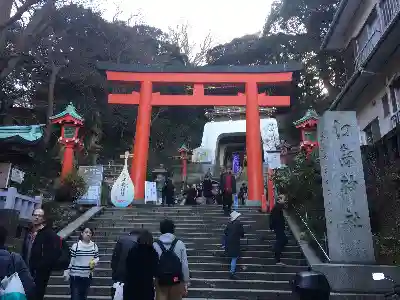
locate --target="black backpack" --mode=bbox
[53,237,71,271]
[155,239,183,286]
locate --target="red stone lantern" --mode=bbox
[177,144,190,183]
[293,108,319,157]
[49,103,84,180]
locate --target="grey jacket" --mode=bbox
[153,233,190,283]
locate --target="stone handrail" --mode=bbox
[0,187,42,220]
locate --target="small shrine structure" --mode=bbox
[49,103,84,180]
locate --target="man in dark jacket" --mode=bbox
[0,226,35,298]
[224,211,244,280]
[270,194,288,265]
[163,177,175,207]
[111,229,141,297]
[202,176,213,204]
[21,208,61,300]
[220,167,237,215]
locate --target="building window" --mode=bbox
[364,118,381,145]
[382,93,390,117]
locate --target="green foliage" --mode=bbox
[54,171,87,202]
[273,151,326,245]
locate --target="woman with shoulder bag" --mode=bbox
[64,227,99,300]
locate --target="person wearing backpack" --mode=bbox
[63,227,99,300]
[0,226,35,298]
[153,219,190,300]
[21,208,69,300]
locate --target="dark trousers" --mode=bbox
[274,229,288,263]
[70,276,92,300]
[31,270,51,300]
[222,192,233,214]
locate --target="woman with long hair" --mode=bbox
[124,229,159,300]
[64,227,99,300]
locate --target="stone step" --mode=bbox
[73,241,302,251]
[67,236,299,246]
[48,277,291,290]
[70,254,305,265]
[91,261,308,272]
[76,248,304,259]
[43,287,386,300]
[44,294,384,300]
[51,270,298,281]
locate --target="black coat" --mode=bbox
[124,244,158,300]
[270,203,285,232]
[224,220,244,258]
[111,234,139,282]
[202,179,213,197]
[21,226,60,275]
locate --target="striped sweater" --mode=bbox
[67,240,99,278]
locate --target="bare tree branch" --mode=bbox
[167,22,214,66]
[0,0,40,32]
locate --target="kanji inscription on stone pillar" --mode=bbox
[318,111,375,263]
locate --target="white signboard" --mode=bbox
[111,152,135,208]
[145,181,157,204]
[192,147,212,163]
[266,152,282,169]
[0,163,11,188]
[10,168,25,184]
[78,165,104,206]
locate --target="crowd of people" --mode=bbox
[0,188,332,300]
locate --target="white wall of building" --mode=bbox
[197,118,279,164]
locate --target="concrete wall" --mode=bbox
[343,0,378,48]
[355,55,400,144]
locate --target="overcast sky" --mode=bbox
[100,0,274,46]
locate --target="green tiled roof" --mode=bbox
[0,125,45,142]
[49,103,84,121]
[178,143,189,152]
[293,109,319,126]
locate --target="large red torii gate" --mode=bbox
[98,62,299,205]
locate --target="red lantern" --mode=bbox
[50,103,84,180]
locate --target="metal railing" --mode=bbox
[292,205,330,262]
[355,30,382,69]
[381,0,400,28]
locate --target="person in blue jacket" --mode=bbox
[0,225,35,298]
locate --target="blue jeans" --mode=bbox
[70,276,92,300]
[230,257,238,274]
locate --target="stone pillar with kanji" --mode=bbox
[50,103,84,180]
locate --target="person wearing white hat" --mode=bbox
[223,211,245,279]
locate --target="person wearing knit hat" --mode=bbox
[223,211,244,279]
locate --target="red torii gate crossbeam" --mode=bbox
[98,62,297,205]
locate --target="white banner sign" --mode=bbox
[266,152,282,169]
[0,163,11,188]
[111,152,135,207]
[10,168,24,184]
[145,181,157,204]
[78,165,104,206]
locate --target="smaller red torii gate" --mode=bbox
[98,63,299,205]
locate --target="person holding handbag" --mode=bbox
[63,227,99,300]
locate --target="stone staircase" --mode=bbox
[45,206,382,299]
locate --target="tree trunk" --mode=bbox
[0,0,13,54]
[43,64,61,145]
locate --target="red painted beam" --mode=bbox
[108,93,290,107]
[106,71,293,84]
